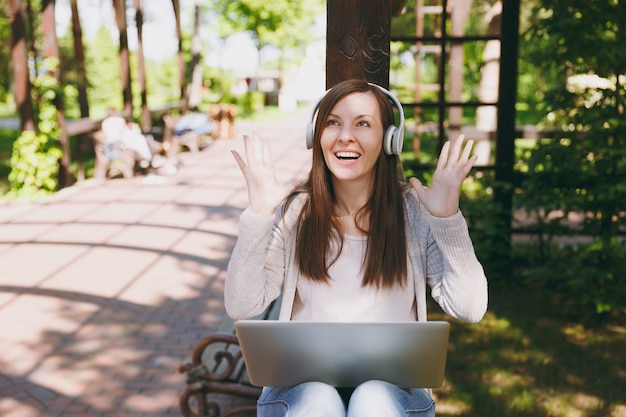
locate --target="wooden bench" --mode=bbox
[179,300,281,417]
[91,130,136,179]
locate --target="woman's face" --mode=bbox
[319,91,384,187]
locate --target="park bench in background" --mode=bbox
[91,129,136,179]
[66,101,238,182]
[178,300,280,417]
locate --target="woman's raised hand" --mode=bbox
[409,135,477,218]
[231,133,297,216]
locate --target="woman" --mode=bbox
[226,79,488,416]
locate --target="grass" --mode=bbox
[429,284,625,417]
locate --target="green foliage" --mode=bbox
[7,130,62,198]
[514,239,626,319]
[7,58,63,199]
[85,26,122,114]
[460,176,513,279]
[145,56,181,108]
[212,0,323,50]
[0,128,17,195]
[0,7,11,102]
[237,91,265,117]
[514,0,626,318]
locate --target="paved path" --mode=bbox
[0,109,312,417]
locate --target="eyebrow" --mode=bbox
[328,112,375,120]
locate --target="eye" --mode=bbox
[356,120,370,127]
[326,118,340,127]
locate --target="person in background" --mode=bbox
[174,109,214,137]
[102,108,163,169]
[225,79,488,417]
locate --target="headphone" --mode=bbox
[305,83,405,156]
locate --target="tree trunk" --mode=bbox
[42,0,72,187]
[134,0,150,130]
[171,0,186,104]
[70,0,89,118]
[25,0,39,78]
[187,0,203,110]
[113,0,133,116]
[5,0,36,132]
[70,0,90,181]
[326,0,392,89]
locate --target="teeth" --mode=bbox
[335,151,360,159]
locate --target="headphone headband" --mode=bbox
[305,82,405,155]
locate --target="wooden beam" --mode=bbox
[326,0,393,89]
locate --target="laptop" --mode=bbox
[234,320,450,388]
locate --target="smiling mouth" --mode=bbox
[335,151,361,161]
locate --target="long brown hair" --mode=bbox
[286,79,408,289]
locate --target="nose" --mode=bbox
[338,126,355,144]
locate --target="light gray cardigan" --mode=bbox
[225,189,488,323]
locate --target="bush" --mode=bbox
[7,58,63,199]
[513,239,626,320]
[7,130,62,198]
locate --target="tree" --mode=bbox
[212,0,323,76]
[112,0,133,115]
[85,26,122,114]
[187,0,203,109]
[70,0,89,118]
[518,0,626,315]
[5,0,36,132]
[0,8,13,102]
[134,0,149,129]
[171,0,185,102]
[41,0,71,187]
[524,0,626,246]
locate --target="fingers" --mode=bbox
[458,139,477,177]
[439,135,475,169]
[231,150,248,174]
[449,134,465,165]
[256,132,273,166]
[243,132,274,170]
[408,177,425,193]
[251,132,264,165]
[458,135,472,161]
[436,141,451,170]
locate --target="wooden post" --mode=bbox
[449,1,471,143]
[326,0,393,89]
[495,0,521,265]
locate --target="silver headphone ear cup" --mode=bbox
[306,122,314,149]
[393,126,404,155]
[384,126,396,155]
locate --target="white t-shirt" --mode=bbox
[291,234,416,322]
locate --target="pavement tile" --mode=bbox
[0,110,311,416]
[0,244,90,286]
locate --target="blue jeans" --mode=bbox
[257,380,435,416]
